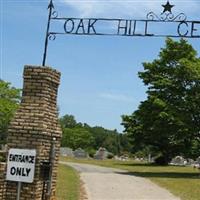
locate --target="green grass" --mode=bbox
[60,157,200,200]
[56,164,80,200]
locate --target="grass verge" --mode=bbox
[56,164,80,200]
[60,157,200,200]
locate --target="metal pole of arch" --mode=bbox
[17,182,21,200]
[42,0,54,66]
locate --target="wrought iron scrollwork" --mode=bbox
[42,0,199,67]
[48,10,57,42]
[51,10,58,19]
[170,13,187,21]
[146,12,187,21]
[146,12,160,21]
[48,33,56,41]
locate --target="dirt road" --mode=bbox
[60,161,180,200]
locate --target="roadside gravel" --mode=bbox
[60,161,180,200]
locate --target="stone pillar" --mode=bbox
[6,66,62,200]
[0,163,6,199]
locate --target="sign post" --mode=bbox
[17,182,21,200]
[6,149,36,199]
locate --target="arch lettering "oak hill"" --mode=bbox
[42,0,200,66]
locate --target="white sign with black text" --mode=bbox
[6,148,36,183]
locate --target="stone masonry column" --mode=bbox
[6,66,62,200]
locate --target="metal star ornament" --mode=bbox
[162,1,174,13]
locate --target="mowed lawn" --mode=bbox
[56,164,80,200]
[60,157,200,200]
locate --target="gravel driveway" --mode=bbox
[60,161,180,200]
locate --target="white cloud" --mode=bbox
[58,0,200,19]
[99,92,134,102]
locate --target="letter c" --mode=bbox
[177,21,189,37]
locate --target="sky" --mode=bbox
[1,0,200,132]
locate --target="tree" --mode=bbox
[87,126,108,148]
[122,38,200,165]
[0,80,21,144]
[59,114,78,129]
[61,127,94,150]
[59,113,132,155]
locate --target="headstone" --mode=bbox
[119,155,129,161]
[94,147,108,160]
[60,147,74,157]
[74,148,88,158]
[187,159,194,166]
[196,156,200,164]
[171,156,185,165]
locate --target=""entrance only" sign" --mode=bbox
[6,149,36,183]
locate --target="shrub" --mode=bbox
[107,153,114,159]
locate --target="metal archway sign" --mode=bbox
[42,0,200,66]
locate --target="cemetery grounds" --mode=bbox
[57,157,200,200]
